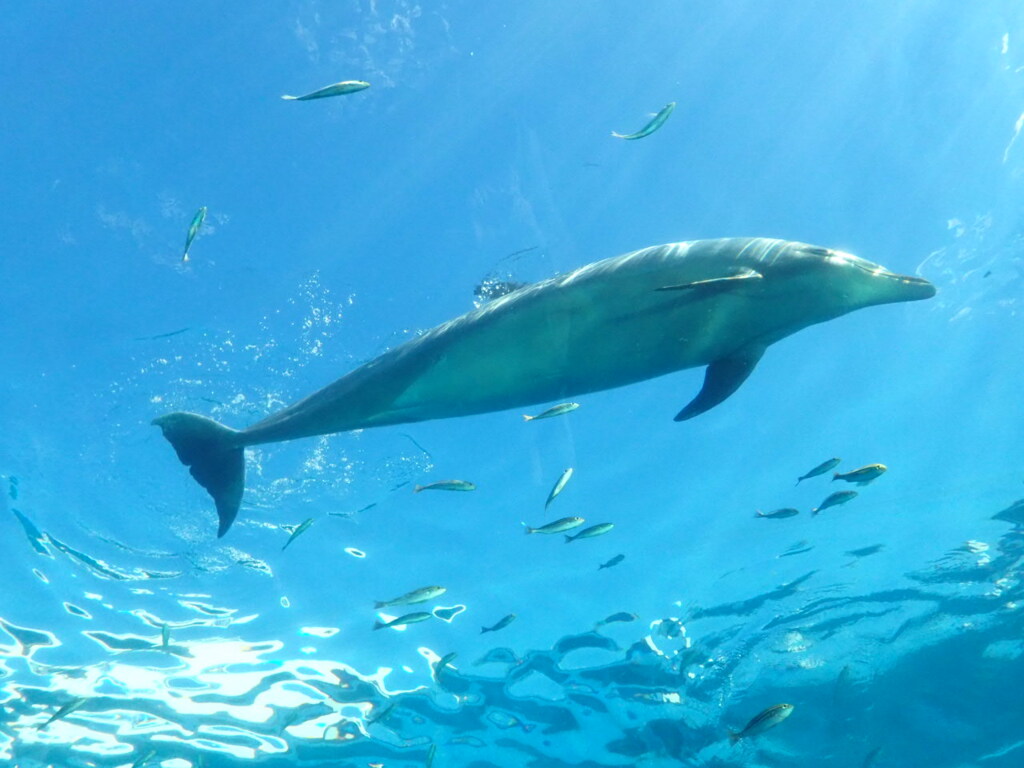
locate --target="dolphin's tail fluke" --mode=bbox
[152,412,244,537]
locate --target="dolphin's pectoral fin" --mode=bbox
[674,345,766,421]
[656,269,763,294]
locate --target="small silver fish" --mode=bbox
[846,544,884,558]
[131,749,158,768]
[281,80,370,101]
[426,743,437,768]
[565,522,614,543]
[282,518,315,550]
[755,508,800,519]
[796,457,841,485]
[595,611,637,627]
[366,702,395,724]
[434,652,457,679]
[182,206,207,263]
[375,585,447,609]
[481,613,516,633]
[811,490,858,515]
[524,516,584,535]
[833,463,887,486]
[598,553,625,570]
[523,402,580,421]
[373,611,433,631]
[729,702,794,743]
[38,697,87,729]
[612,102,676,140]
[160,624,170,649]
[545,468,574,509]
[414,480,476,493]
[781,540,814,557]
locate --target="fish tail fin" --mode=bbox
[832,473,839,481]
[755,509,764,517]
[522,414,534,421]
[373,601,386,609]
[413,485,424,493]
[728,731,741,745]
[523,524,535,535]
[564,534,573,543]
[373,620,385,631]
[811,508,819,516]
[281,94,298,100]
[152,412,244,537]
[611,131,625,138]
[794,478,802,486]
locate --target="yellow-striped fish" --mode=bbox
[181,206,207,263]
[414,479,476,493]
[612,102,676,140]
[524,516,584,535]
[833,463,887,486]
[523,402,580,421]
[282,517,315,551]
[545,468,574,509]
[282,80,369,101]
[729,702,793,743]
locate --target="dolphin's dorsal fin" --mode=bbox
[656,268,763,293]
[674,345,765,421]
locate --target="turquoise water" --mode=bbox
[3,2,1024,766]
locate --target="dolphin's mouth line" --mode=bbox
[868,270,931,283]
[871,269,937,299]
[888,274,932,286]
[851,261,933,287]
[827,252,933,287]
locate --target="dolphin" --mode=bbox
[153,237,934,537]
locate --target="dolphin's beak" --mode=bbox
[866,270,936,306]
[885,273,936,301]
[826,250,936,303]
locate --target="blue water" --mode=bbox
[3,2,1024,766]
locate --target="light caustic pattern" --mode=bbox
[2,487,1023,767]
